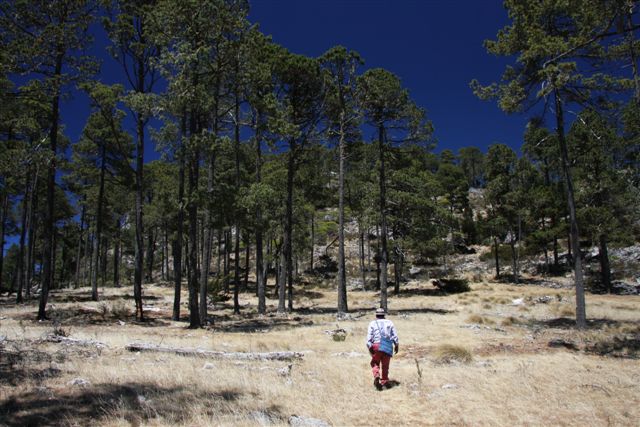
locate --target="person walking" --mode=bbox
[366,307,399,390]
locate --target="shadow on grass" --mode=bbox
[0,382,252,427]
[530,317,630,330]
[0,346,65,387]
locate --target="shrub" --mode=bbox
[433,344,473,364]
[479,244,513,263]
[433,278,470,294]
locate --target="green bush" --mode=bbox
[479,244,513,263]
[433,278,470,294]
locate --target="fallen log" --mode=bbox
[125,342,305,361]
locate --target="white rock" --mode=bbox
[441,383,459,390]
[68,378,91,387]
[203,362,215,370]
[289,415,330,427]
[511,298,524,306]
[278,364,292,376]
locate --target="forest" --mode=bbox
[1,0,638,326]
[1,1,640,425]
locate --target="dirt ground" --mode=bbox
[1,278,639,426]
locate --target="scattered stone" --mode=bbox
[289,415,330,427]
[277,364,292,377]
[534,296,553,304]
[137,395,147,404]
[203,362,215,370]
[68,378,91,387]
[409,266,422,276]
[324,328,347,341]
[251,410,277,426]
[117,320,126,326]
[331,351,365,358]
[441,383,459,390]
[611,281,640,295]
[511,298,524,306]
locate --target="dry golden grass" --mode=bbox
[1,278,639,426]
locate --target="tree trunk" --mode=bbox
[338,117,349,313]
[91,144,107,301]
[255,128,265,314]
[599,234,612,294]
[554,89,586,328]
[278,239,286,311]
[187,114,201,328]
[38,51,63,321]
[146,226,156,283]
[359,225,366,290]
[172,115,186,321]
[200,133,216,323]
[375,224,381,291]
[16,172,31,302]
[285,144,296,313]
[224,229,230,293]
[494,236,500,278]
[163,228,169,281]
[510,237,518,284]
[0,193,9,295]
[26,176,39,300]
[113,217,121,288]
[244,237,250,291]
[74,203,86,289]
[377,125,389,311]
[216,229,222,276]
[133,110,145,321]
[309,211,315,271]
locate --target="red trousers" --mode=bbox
[370,343,391,385]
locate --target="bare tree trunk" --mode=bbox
[285,144,296,313]
[278,237,286,312]
[224,229,230,293]
[599,234,612,294]
[16,173,31,302]
[172,116,186,321]
[359,224,366,290]
[38,52,63,321]
[0,193,9,295]
[377,126,389,311]
[26,177,38,300]
[91,144,107,301]
[309,211,315,271]
[493,236,500,279]
[244,237,250,291]
[163,228,169,281]
[146,226,156,283]
[216,229,222,277]
[338,121,349,313]
[113,217,121,288]
[255,125,265,314]
[187,109,201,328]
[74,203,86,289]
[554,89,586,328]
[200,148,215,324]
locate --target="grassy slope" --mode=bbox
[1,275,639,426]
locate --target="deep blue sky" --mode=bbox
[61,0,529,160]
[248,0,529,153]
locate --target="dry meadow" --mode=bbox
[1,277,639,426]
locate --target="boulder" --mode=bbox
[289,415,330,427]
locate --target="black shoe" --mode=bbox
[374,377,382,391]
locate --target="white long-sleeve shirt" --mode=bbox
[366,318,399,349]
